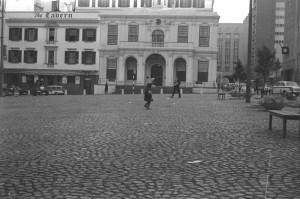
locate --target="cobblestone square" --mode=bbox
[0,94,300,199]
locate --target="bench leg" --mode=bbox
[283,119,287,138]
[269,114,272,130]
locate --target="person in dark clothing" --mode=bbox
[105,82,108,94]
[171,76,181,98]
[144,78,155,110]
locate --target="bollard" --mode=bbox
[83,89,86,95]
[141,89,144,95]
[200,88,204,94]
[65,90,68,95]
[27,90,30,96]
[160,88,163,94]
[121,89,124,95]
[180,89,183,95]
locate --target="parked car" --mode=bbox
[46,85,65,95]
[272,81,300,96]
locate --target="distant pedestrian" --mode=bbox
[105,82,108,94]
[171,76,181,98]
[144,78,155,110]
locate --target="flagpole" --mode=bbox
[246,0,252,103]
[0,0,5,97]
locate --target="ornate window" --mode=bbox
[152,30,164,47]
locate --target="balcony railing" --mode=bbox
[118,41,195,50]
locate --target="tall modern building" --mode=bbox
[282,0,300,83]
[251,0,286,83]
[217,21,248,81]
[2,0,220,94]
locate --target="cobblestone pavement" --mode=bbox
[0,94,300,199]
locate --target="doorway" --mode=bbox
[151,64,163,86]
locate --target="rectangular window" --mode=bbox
[142,0,152,7]
[225,34,231,65]
[193,0,205,8]
[108,25,118,45]
[52,1,59,11]
[82,51,96,64]
[178,26,188,43]
[118,0,130,7]
[107,59,117,81]
[8,50,22,63]
[199,26,210,47]
[65,51,79,64]
[217,38,223,65]
[98,0,109,7]
[9,28,22,41]
[82,29,96,42]
[25,28,38,41]
[65,28,79,42]
[24,50,37,63]
[128,25,139,42]
[233,38,239,64]
[181,0,191,7]
[48,50,55,64]
[49,28,55,41]
[197,61,208,83]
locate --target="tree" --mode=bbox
[273,58,282,83]
[233,59,246,97]
[254,46,275,96]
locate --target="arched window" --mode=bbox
[152,30,164,47]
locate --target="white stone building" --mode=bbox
[2,0,219,94]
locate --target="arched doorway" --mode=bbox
[145,54,166,86]
[151,64,163,86]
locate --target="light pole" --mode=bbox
[0,0,5,97]
[246,0,252,103]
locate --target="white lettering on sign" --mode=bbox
[34,13,73,19]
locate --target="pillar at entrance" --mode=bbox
[165,56,174,86]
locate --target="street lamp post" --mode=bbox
[246,0,252,103]
[0,0,4,97]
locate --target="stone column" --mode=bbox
[137,55,145,85]
[165,54,174,86]
[109,0,112,7]
[130,0,134,7]
[116,0,118,7]
[99,51,106,84]
[137,0,141,7]
[186,56,194,87]
[208,56,217,82]
[95,0,99,7]
[117,54,124,85]
[89,0,92,7]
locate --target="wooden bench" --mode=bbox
[268,110,300,138]
[218,92,226,100]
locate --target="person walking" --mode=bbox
[171,76,181,98]
[144,78,155,110]
[104,82,108,94]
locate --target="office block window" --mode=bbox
[24,50,37,63]
[233,34,239,64]
[65,28,79,42]
[65,51,79,64]
[199,26,209,47]
[82,29,96,42]
[8,50,22,63]
[25,28,38,41]
[128,25,139,42]
[108,25,118,45]
[9,28,22,41]
[82,51,96,64]
[107,59,117,81]
[178,26,188,43]
[225,34,231,65]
